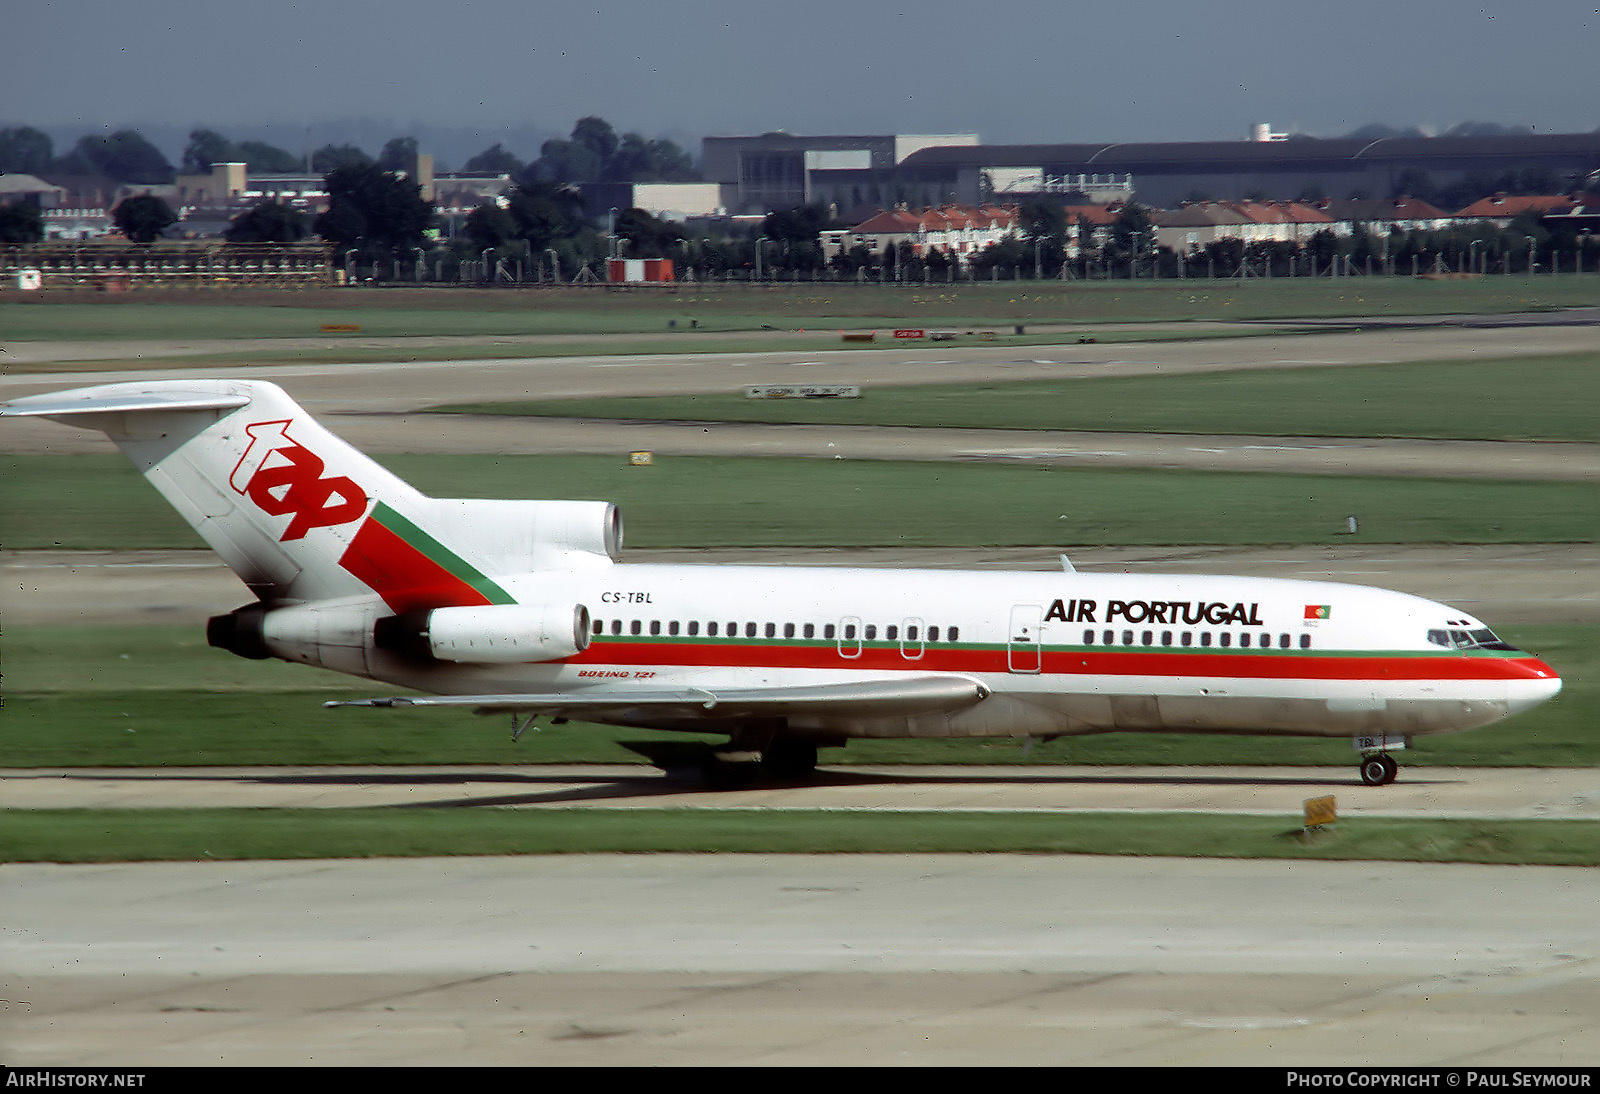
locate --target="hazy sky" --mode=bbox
[6,0,1598,166]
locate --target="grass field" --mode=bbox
[5,453,1597,550]
[2,277,1597,344]
[444,354,1600,443]
[4,807,1598,866]
[2,623,1589,769]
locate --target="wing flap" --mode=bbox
[326,675,990,719]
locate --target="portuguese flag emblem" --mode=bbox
[1304,604,1332,620]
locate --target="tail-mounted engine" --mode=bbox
[430,500,622,571]
[209,600,592,668]
[206,600,375,674]
[207,603,273,660]
[374,603,591,664]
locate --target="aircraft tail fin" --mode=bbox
[2,380,619,607]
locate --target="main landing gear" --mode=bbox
[701,730,822,789]
[1358,753,1399,787]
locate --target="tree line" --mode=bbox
[0,116,701,263]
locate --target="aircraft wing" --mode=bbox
[326,675,990,719]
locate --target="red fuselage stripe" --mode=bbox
[567,640,1554,682]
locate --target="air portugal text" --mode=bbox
[1045,598,1265,626]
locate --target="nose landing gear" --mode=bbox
[1359,753,1399,786]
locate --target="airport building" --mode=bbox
[703,129,1600,211]
[700,132,981,213]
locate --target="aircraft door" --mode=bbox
[837,615,863,659]
[1008,604,1042,673]
[900,616,925,660]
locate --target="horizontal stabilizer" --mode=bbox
[0,387,251,419]
[327,675,990,719]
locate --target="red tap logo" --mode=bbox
[230,420,369,541]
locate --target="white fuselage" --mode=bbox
[293,563,1562,743]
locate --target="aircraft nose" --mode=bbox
[1507,660,1562,715]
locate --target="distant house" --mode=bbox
[1150,201,1331,252]
[1062,203,1121,256]
[0,173,66,208]
[1151,203,1252,252]
[847,206,922,253]
[1230,200,1335,243]
[1454,192,1599,229]
[1313,196,1452,237]
[847,204,1019,266]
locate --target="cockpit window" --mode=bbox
[1427,627,1519,651]
[1467,627,1518,650]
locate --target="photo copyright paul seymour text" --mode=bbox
[1287,1074,1592,1089]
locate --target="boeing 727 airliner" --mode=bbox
[2,379,1562,786]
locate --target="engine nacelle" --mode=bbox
[208,600,376,674]
[207,603,272,660]
[374,603,591,664]
[426,499,622,572]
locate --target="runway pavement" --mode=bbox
[5,854,1598,1066]
[4,762,1599,817]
